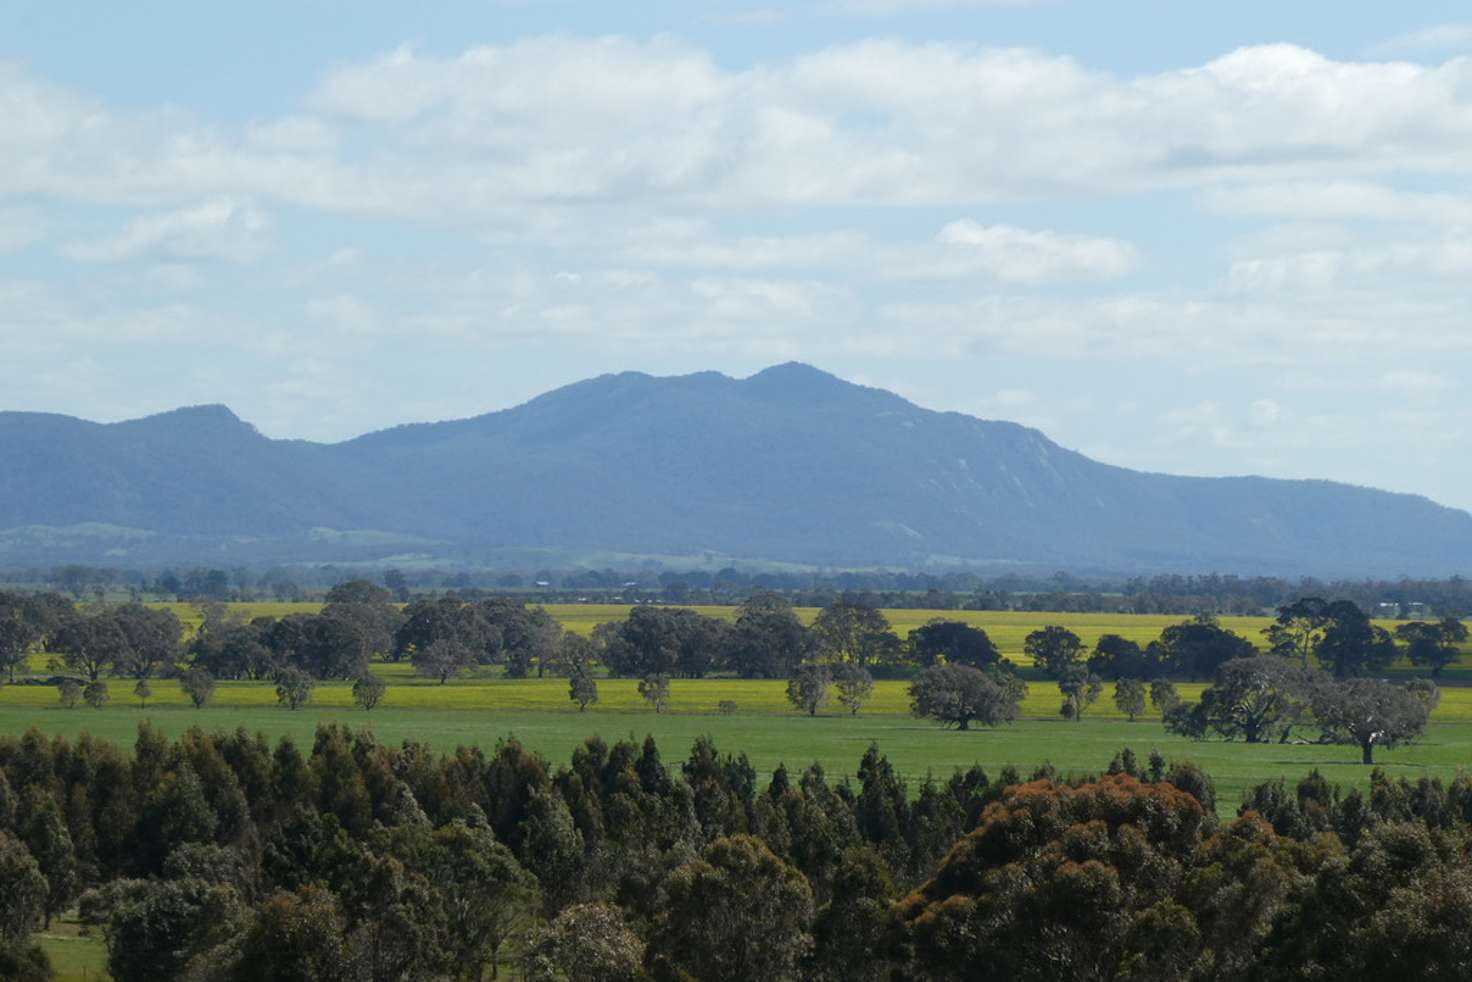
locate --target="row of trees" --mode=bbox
[5,590,1466,703]
[1159,657,1438,763]
[1031,603,1467,683]
[0,585,569,688]
[7,724,1472,979]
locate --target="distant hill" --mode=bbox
[2,363,1469,575]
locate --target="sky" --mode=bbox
[4,1,1472,509]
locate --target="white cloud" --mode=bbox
[926,220,1137,282]
[609,220,1135,285]
[7,39,1472,224]
[1226,231,1472,293]
[63,198,273,263]
[1205,181,1472,225]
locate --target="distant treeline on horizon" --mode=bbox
[3,563,1470,618]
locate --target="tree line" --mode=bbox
[5,725,1472,979]
[16,563,1472,619]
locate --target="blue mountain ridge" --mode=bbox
[0,363,1466,575]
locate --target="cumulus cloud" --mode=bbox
[63,199,273,263]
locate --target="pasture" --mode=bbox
[8,675,1472,812]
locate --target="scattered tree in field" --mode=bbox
[1315,601,1397,677]
[413,638,475,685]
[558,631,597,679]
[179,667,215,708]
[132,678,151,709]
[1397,618,1468,678]
[569,671,598,712]
[1155,614,1257,679]
[112,603,183,679]
[83,680,109,709]
[1264,597,1330,669]
[394,597,497,666]
[834,663,875,716]
[639,673,671,713]
[1313,678,1433,764]
[1149,679,1180,715]
[1170,657,1318,744]
[1113,678,1146,721]
[352,672,387,711]
[597,606,729,679]
[1088,634,1152,680]
[812,600,900,667]
[787,664,832,717]
[1025,626,1084,678]
[0,593,48,683]
[57,680,80,709]
[275,668,314,711]
[484,599,564,679]
[718,700,738,715]
[910,665,1026,731]
[725,593,808,679]
[54,609,130,681]
[906,620,1002,670]
[1406,676,1443,713]
[1057,666,1103,721]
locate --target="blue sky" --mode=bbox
[4,1,1472,509]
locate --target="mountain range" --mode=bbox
[1,363,1468,576]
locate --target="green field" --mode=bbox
[7,675,1472,810]
[36,914,108,982]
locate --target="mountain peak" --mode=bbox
[741,362,905,411]
[746,362,838,385]
[118,404,259,439]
